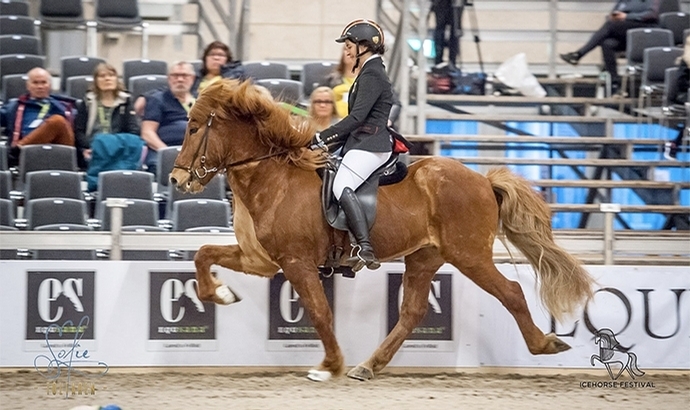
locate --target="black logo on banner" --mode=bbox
[26,271,95,340]
[149,271,215,340]
[268,272,334,340]
[591,328,646,380]
[387,273,452,340]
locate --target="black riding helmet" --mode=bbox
[336,19,385,71]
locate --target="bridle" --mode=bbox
[173,111,288,182]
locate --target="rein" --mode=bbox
[173,111,288,181]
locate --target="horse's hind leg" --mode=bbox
[454,258,570,355]
[349,247,445,381]
[281,262,344,382]
[193,244,246,305]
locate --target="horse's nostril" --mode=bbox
[170,177,178,186]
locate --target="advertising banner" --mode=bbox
[147,271,217,351]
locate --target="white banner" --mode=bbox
[0,261,687,369]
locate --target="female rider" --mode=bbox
[311,19,393,272]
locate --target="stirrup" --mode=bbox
[346,244,380,272]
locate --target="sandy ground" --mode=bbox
[1,367,688,410]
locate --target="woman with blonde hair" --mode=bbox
[309,86,340,131]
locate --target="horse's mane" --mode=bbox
[192,79,326,170]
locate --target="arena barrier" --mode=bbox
[0,261,687,370]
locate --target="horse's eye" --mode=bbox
[189,127,199,135]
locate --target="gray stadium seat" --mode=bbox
[243,61,290,80]
[300,61,336,97]
[0,145,8,171]
[39,0,85,30]
[24,170,83,201]
[99,198,159,231]
[0,197,14,227]
[0,170,11,198]
[128,74,167,98]
[0,34,41,56]
[1,73,28,101]
[65,75,94,100]
[0,15,36,36]
[60,56,105,92]
[0,0,29,16]
[172,199,232,232]
[256,79,304,105]
[0,54,44,79]
[638,46,684,111]
[17,144,78,183]
[95,170,154,219]
[25,197,88,229]
[95,0,142,30]
[660,12,690,46]
[122,59,167,90]
[165,173,226,217]
[155,145,181,194]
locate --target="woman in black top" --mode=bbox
[312,19,393,271]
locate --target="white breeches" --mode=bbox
[333,149,391,200]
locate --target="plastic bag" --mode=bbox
[494,53,546,97]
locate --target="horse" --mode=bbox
[591,328,645,380]
[169,79,594,382]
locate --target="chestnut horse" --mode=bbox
[170,79,594,382]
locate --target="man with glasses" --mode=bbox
[140,61,196,175]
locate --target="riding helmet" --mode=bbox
[335,19,385,52]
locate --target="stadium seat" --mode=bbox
[95,0,142,31]
[621,28,674,97]
[659,0,680,15]
[0,197,14,227]
[0,170,10,198]
[171,199,232,232]
[155,146,181,194]
[24,170,83,201]
[0,54,44,79]
[0,145,7,171]
[660,12,690,46]
[300,61,336,97]
[165,173,226,217]
[638,46,683,112]
[17,144,78,184]
[256,79,304,105]
[0,0,29,16]
[662,67,684,115]
[25,197,88,229]
[128,74,167,98]
[95,170,154,219]
[0,15,36,36]
[243,61,290,80]
[65,75,94,100]
[1,73,28,101]
[39,0,85,30]
[60,56,106,93]
[122,59,167,90]
[99,198,159,230]
[0,34,41,56]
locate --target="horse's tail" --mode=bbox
[627,352,646,378]
[486,167,594,322]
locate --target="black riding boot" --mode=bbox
[339,187,380,271]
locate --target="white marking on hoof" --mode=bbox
[307,369,332,382]
[215,285,240,305]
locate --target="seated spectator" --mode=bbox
[0,67,76,165]
[329,45,358,118]
[309,86,340,131]
[193,40,246,95]
[74,63,144,190]
[665,36,690,160]
[133,41,245,117]
[559,0,661,95]
[140,61,196,175]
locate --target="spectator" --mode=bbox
[329,45,358,118]
[193,41,246,95]
[133,41,245,117]
[140,62,196,175]
[309,86,340,131]
[431,0,465,67]
[665,36,690,160]
[0,67,76,165]
[560,0,661,95]
[72,63,144,190]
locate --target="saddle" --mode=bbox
[317,128,411,278]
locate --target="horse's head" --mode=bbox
[170,79,323,193]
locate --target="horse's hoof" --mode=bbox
[215,285,241,305]
[347,365,374,381]
[545,333,571,354]
[307,369,332,382]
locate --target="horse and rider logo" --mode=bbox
[590,328,645,380]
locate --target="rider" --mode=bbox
[311,19,394,271]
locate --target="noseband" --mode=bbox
[173,111,288,182]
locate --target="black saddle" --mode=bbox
[320,154,407,232]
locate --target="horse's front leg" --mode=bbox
[194,244,246,305]
[281,262,344,382]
